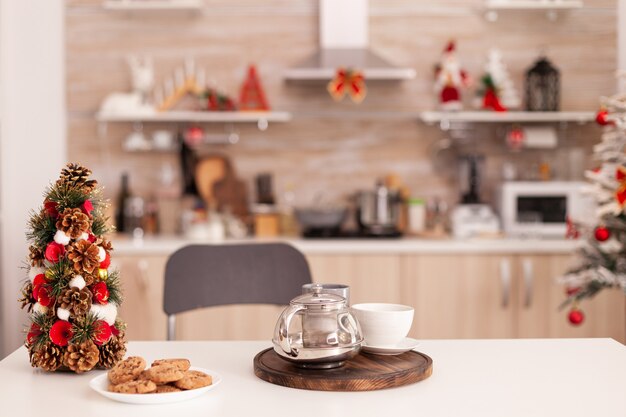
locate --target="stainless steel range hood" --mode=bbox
[283,0,416,82]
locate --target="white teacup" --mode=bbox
[351,303,414,347]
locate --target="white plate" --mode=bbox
[361,337,420,355]
[89,366,221,404]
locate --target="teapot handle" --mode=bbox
[277,304,306,357]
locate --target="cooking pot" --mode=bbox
[356,181,402,235]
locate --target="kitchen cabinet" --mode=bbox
[402,254,625,342]
[402,255,517,339]
[115,250,624,343]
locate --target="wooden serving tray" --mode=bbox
[253,348,433,391]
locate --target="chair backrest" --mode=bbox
[163,243,312,316]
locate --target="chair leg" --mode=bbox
[167,315,176,341]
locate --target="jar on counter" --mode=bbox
[408,198,426,235]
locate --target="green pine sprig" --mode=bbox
[28,312,55,350]
[26,210,57,249]
[106,270,123,306]
[46,259,74,299]
[91,212,112,237]
[71,312,99,344]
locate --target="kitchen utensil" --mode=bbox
[152,130,174,149]
[255,173,275,205]
[356,180,402,236]
[351,303,414,348]
[195,156,226,205]
[89,367,221,404]
[254,348,432,391]
[302,283,350,305]
[272,287,362,369]
[294,207,348,232]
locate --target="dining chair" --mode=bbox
[163,243,312,340]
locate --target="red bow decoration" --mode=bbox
[615,166,626,206]
[327,68,367,103]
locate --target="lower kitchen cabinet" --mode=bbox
[402,255,517,339]
[402,254,626,343]
[115,251,624,343]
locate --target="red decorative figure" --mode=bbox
[327,68,367,103]
[238,65,270,111]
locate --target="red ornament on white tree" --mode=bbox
[594,226,610,242]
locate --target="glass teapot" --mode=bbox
[272,285,362,369]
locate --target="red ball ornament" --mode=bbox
[595,109,612,126]
[81,200,94,217]
[26,323,42,345]
[32,273,46,288]
[92,281,109,304]
[93,320,112,346]
[43,201,59,218]
[44,242,65,263]
[87,233,97,243]
[99,252,111,269]
[49,320,73,346]
[110,324,120,337]
[568,309,585,326]
[36,285,53,307]
[594,226,610,242]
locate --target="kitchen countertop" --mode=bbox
[0,339,623,417]
[112,235,581,256]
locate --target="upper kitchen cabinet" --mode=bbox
[484,0,584,22]
[420,110,595,130]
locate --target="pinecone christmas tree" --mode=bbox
[560,80,626,324]
[20,163,127,372]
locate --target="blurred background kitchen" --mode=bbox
[1,0,625,358]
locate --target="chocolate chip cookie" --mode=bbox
[145,363,185,384]
[109,379,157,394]
[108,356,146,385]
[151,358,191,372]
[174,370,213,390]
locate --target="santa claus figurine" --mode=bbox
[434,41,470,111]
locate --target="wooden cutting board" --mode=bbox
[253,348,432,391]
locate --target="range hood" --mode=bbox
[284,0,416,82]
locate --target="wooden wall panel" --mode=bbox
[66,0,616,209]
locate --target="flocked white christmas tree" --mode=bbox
[485,49,520,108]
[560,75,626,325]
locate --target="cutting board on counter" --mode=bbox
[253,348,433,391]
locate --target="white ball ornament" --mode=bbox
[33,302,48,315]
[69,275,86,290]
[53,230,71,246]
[98,246,106,262]
[77,232,89,241]
[102,303,118,326]
[28,266,46,282]
[57,308,70,321]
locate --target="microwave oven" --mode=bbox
[498,181,592,237]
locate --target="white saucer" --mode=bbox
[361,337,420,355]
[89,366,221,404]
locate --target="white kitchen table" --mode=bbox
[0,339,624,417]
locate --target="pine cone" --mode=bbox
[67,240,100,275]
[64,340,99,373]
[98,335,127,369]
[59,163,97,191]
[56,208,90,239]
[31,342,65,371]
[19,282,34,312]
[29,245,45,268]
[95,237,113,252]
[59,287,92,317]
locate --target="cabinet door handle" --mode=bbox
[137,259,149,290]
[522,258,534,308]
[499,258,511,308]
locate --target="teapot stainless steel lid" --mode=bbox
[289,286,345,310]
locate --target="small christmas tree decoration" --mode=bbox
[238,65,270,111]
[21,163,127,372]
[476,49,520,112]
[327,68,367,103]
[560,78,626,324]
[434,41,471,111]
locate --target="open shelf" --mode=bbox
[485,0,583,11]
[102,0,203,12]
[420,111,595,126]
[96,110,292,124]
